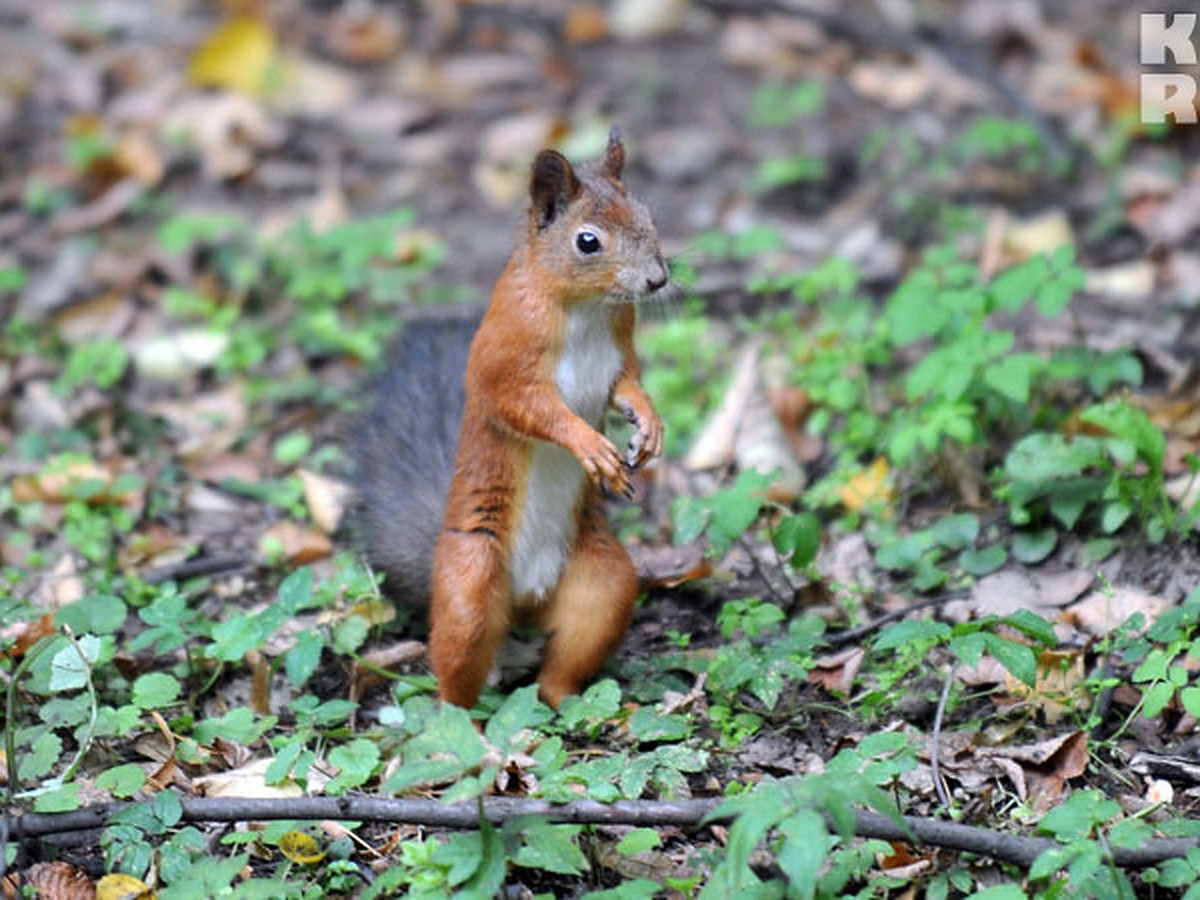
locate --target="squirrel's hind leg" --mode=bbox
[429,531,511,709]
[532,510,638,708]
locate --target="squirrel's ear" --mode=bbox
[600,126,625,179]
[530,150,581,230]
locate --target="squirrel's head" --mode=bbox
[525,128,669,305]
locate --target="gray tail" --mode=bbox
[348,313,479,601]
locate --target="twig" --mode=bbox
[4,795,1200,868]
[824,590,970,648]
[931,667,953,809]
[140,554,255,584]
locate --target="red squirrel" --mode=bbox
[354,129,668,709]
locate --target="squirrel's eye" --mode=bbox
[575,231,602,254]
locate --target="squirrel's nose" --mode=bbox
[645,258,669,292]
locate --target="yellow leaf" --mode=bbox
[188,17,276,96]
[97,872,157,900]
[839,457,894,513]
[279,830,327,865]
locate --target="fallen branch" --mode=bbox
[5,795,1199,868]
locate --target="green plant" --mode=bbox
[999,400,1186,553]
[701,733,914,898]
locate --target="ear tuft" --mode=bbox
[600,126,625,179]
[530,150,580,230]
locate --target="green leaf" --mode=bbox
[485,684,549,749]
[1181,686,1200,719]
[284,630,324,688]
[1003,610,1058,647]
[326,738,380,795]
[33,783,80,813]
[48,635,101,692]
[983,633,1037,687]
[1005,434,1105,482]
[616,828,662,855]
[512,820,588,875]
[97,764,148,798]
[131,672,181,710]
[154,789,183,827]
[958,544,1006,576]
[1011,527,1057,564]
[627,707,692,743]
[278,566,315,612]
[983,353,1042,404]
[773,512,821,568]
[56,593,127,635]
[874,619,950,651]
[332,614,369,655]
[1101,501,1132,533]
[931,513,979,550]
[776,809,828,900]
[272,432,311,466]
[18,731,63,781]
[1142,681,1175,719]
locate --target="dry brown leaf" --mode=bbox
[31,554,86,611]
[1004,649,1088,724]
[0,614,56,659]
[260,520,333,566]
[1085,261,1156,303]
[809,646,865,696]
[165,93,274,181]
[118,523,191,572]
[1002,210,1074,261]
[848,61,931,108]
[297,468,351,535]
[156,385,248,461]
[1066,587,1173,637]
[195,757,313,799]
[271,55,359,116]
[53,290,135,345]
[326,7,404,63]
[3,862,96,900]
[115,129,164,187]
[563,5,609,44]
[981,730,1089,812]
[953,568,1093,623]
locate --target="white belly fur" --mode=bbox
[510,305,623,600]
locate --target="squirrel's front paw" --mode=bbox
[625,411,664,470]
[577,432,634,499]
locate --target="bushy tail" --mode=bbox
[349,314,478,601]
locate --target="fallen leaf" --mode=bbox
[1003,210,1074,261]
[982,730,1089,812]
[1085,260,1156,303]
[325,7,404,63]
[188,16,276,95]
[164,93,275,181]
[1066,587,1173,637]
[848,60,931,108]
[96,872,153,900]
[1004,649,1088,724]
[133,328,229,380]
[809,646,865,696]
[839,457,894,514]
[115,129,164,187]
[563,5,609,44]
[3,862,96,900]
[260,521,332,566]
[297,469,351,535]
[279,831,327,864]
[610,0,688,40]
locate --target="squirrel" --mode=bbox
[353,128,668,709]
